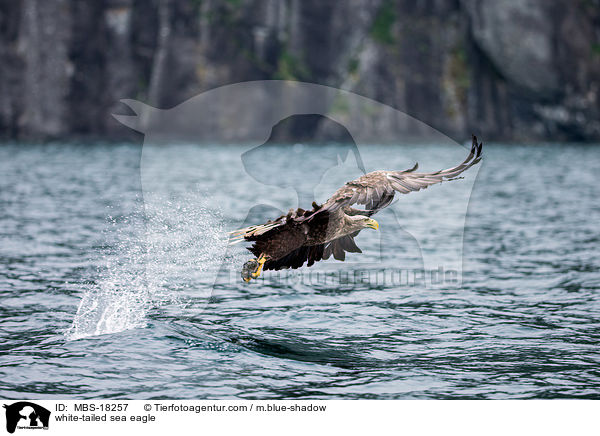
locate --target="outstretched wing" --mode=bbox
[320,135,483,216]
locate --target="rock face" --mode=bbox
[0,0,598,141]
[463,0,600,140]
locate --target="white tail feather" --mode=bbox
[227,221,282,245]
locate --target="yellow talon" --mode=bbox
[251,255,267,279]
[241,254,267,282]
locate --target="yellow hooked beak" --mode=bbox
[365,218,379,230]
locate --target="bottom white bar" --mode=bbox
[0,400,595,436]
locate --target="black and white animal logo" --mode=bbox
[3,402,50,434]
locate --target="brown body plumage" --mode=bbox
[231,136,483,282]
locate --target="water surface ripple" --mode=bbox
[0,142,599,399]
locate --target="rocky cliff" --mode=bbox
[1,0,599,142]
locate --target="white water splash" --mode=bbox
[66,193,227,340]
